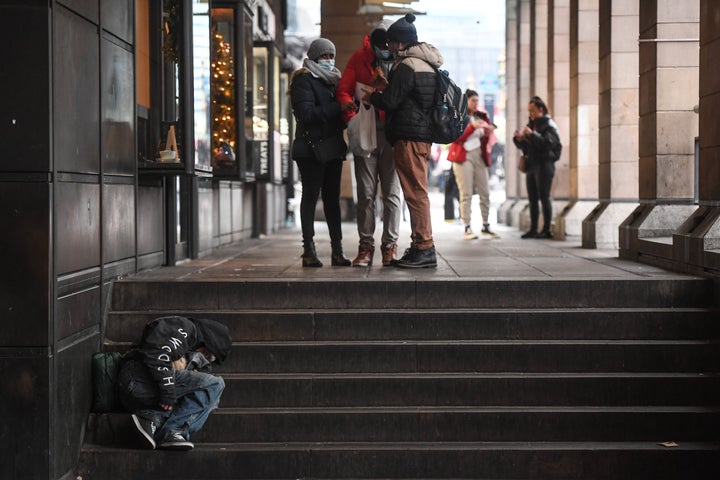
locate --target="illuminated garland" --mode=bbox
[211,29,236,165]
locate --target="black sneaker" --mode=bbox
[521,230,538,239]
[481,224,499,238]
[395,246,437,269]
[536,230,553,239]
[159,430,194,451]
[131,414,157,450]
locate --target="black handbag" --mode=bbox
[304,131,347,164]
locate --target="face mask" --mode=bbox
[380,50,391,60]
[317,59,335,71]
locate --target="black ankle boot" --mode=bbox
[302,242,322,267]
[330,242,351,266]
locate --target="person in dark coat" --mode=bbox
[290,37,352,267]
[367,13,443,268]
[117,316,231,450]
[513,95,562,239]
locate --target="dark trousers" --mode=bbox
[526,161,555,232]
[444,169,459,220]
[296,158,344,245]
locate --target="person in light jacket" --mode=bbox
[449,89,498,240]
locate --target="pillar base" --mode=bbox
[497,198,518,225]
[618,203,698,268]
[509,200,528,228]
[582,201,638,249]
[672,206,720,275]
[554,200,596,239]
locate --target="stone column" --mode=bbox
[547,0,572,238]
[499,0,520,224]
[321,0,369,218]
[619,2,699,262]
[531,0,549,100]
[670,0,720,274]
[563,0,600,237]
[582,0,639,248]
[508,0,534,227]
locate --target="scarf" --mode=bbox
[303,58,341,87]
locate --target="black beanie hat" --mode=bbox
[387,13,418,44]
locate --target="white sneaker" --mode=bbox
[159,430,194,451]
[464,226,478,240]
[131,414,157,450]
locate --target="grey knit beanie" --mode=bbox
[306,37,336,61]
[387,13,418,44]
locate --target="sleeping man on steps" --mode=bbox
[116,315,232,450]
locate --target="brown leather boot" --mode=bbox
[381,243,398,266]
[351,242,375,267]
[301,242,322,267]
[330,242,351,266]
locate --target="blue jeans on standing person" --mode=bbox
[117,359,225,441]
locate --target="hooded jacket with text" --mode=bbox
[127,316,231,405]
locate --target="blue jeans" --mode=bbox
[117,359,225,441]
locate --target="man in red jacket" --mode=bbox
[337,22,402,267]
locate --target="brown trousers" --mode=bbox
[393,140,434,250]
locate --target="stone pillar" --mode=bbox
[519,0,567,232]
[531,0,549,100]
[564,0,600,238]
[508,0,534,227]
[321,0,372,217]
[547,0,572,238]
[582,0,639,248]
[499,0,520,224]
[619,1,699,263]
[670,0,720,274]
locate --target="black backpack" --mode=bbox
[425,64,468,144]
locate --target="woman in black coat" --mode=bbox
[513,96,562,239]
[290,38,352,267]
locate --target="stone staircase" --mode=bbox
[78,277,720,479]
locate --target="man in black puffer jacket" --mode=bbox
[368,13,443,268]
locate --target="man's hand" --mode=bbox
[171,356,187,371]
[341,101,357,113]
[361,86,375,105]
[160,403,173,411]
[522,126,533,136]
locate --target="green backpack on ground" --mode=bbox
[91,351,123,412]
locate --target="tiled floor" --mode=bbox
[134,192,693,282]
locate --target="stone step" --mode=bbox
[215,372,720,408]
[109,277,714,310]
[105,308,720,342]
[210,340,719,373]
[77,441,720,479]
[84,407,720,445]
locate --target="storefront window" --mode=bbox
[210,8,236,170]
[192,0,211,171]
[243,9,255,180]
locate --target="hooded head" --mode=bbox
[386,13,418,44]
[306,37,336,61]
[370,18,393,48]
[192,318,232,365]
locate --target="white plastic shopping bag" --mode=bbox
[347,83,377,156]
